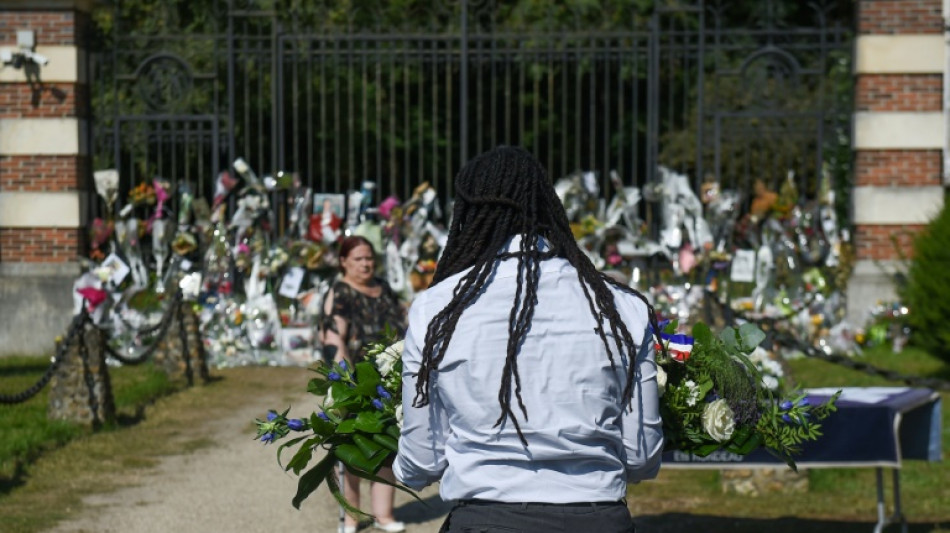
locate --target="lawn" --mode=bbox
[0,356,176,487]
[0,345,947,533]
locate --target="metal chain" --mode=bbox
[772,330,950,392]
[0,310,90,405]
[1,292,198,406]
[101,292,183,366]
[714,297,950,391]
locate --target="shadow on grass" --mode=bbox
[0,360,53,378]
[0,463,28,496]
[634,513,950,533]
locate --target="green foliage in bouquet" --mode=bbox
[253,326,415,517]
[657,321,840,469]
[901,200,950,364]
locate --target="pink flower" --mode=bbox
[378,196,401,219]
[76,287,109,310]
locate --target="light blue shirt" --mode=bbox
[394,237,663,503]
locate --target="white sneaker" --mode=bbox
[373,521,406,532]
[342,526,357,533]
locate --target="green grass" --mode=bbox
[2,347,948,533]
[0,364,304,533]
[628,344,950,533]
[0,355,176,485]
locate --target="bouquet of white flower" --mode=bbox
[654,320,839,466]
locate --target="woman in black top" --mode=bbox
[321,235,407,533]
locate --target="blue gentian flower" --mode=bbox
[328,372,341,381]
[266,411,278,421]
[260,432,276,444]
[287,418,305,431]
[318,411,330,421]
[376,385,392,400]
[797,397,810,408]
[780,400,794,411]
[339,360,348,372]
[372,399,385,410]
[782,413,793,424]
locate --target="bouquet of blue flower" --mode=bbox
[654,320,840,468]
[253,326,414,516]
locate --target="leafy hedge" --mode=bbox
[901,197,950,365]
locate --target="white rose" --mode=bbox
[761,375,779,391]
[702,399,736,443]
[376,340,404,377]
[656,365,667,397]
[395,403,404,429]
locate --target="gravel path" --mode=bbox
[46,390,453,533]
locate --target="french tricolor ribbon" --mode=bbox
[655,332,694,363]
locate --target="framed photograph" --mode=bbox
[280,326,316,366]
[101,252,131,287]
[730,249,756,283]
[313,193,346,219]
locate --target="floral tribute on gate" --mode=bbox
[254,321,839,517]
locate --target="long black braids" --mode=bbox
[412,146,666,446]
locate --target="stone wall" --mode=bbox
[153,303,210,385]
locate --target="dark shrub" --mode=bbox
[900,197,950,364]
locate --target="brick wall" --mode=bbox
[0,10,90,45]
[848,0,945,323]
[0,155,88,191]
[854,150,943,186]
[0,227,80,263]
[853,224,925,261]
[858,0,943,33]
[0,6,89,265]
[853,0,944,263]
[0,83,89,118]
[855,74,942,112]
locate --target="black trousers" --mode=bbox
[439,499,636,533]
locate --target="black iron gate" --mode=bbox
[91,0,851,219]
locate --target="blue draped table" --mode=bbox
[662,387,943,533]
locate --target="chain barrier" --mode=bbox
[0,308,91,404]
[772,330,950,392]
[1,291,190,405]
[98,292,183,366]
[714,297,950,392]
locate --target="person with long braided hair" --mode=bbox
[393,146,663,533]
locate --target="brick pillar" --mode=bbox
[847,0,948,324]
[0,0,92,355]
